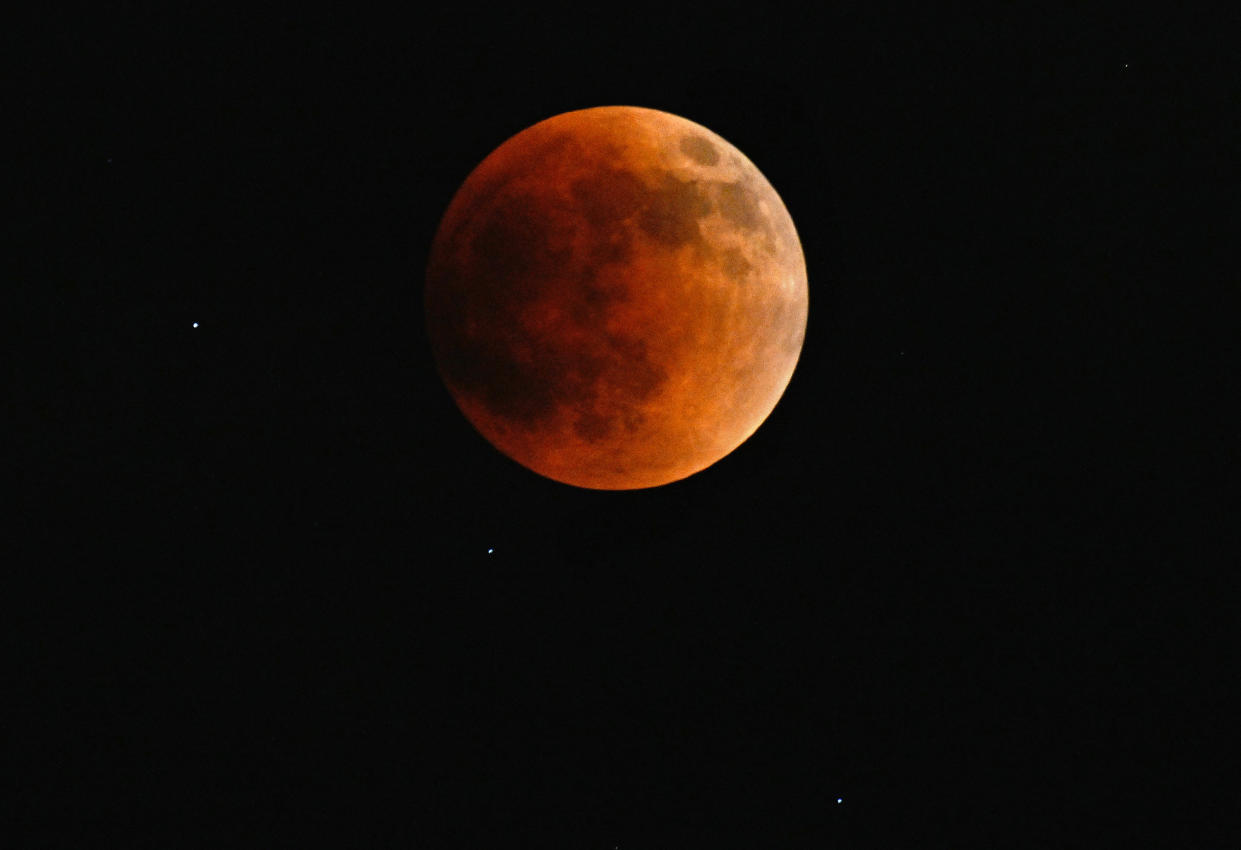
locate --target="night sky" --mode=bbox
[14,6,1238,847]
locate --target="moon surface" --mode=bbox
[425,106,808,489]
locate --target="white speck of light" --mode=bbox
[487,548,494,554]
[1123,63,1129,68]
[192,322,199,328]
[837,798,843,804]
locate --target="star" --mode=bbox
[192,322,199,328]
[487,548,494,554]
[836,797,843,804]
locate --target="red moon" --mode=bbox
[425,106,808,489]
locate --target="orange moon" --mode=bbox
[425,106,808,489]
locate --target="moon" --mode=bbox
[425,106,808,490]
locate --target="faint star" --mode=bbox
[487,548,494,554]
[837,797,843,804]
[192,322,199,328]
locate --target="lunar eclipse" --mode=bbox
[425,106,808,489]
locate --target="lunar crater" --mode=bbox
[679,134,720,165]
[714,180,763,231]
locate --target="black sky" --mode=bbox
[13,6,1239,847]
